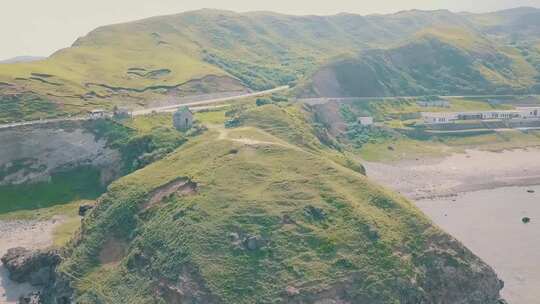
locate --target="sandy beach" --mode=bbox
[0,218,61,304]
[364,148,540,304]
[364,148,540,200]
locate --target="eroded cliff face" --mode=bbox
[0,122,122,186]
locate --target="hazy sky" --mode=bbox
[1,0,539,60]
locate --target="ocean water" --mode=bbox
[417,185,540,304]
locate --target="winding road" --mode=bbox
[0,85,289,130]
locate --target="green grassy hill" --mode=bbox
[300,27,540,97]
[468,7,540,41]
[45,104,503,303]
[2,8,540,121]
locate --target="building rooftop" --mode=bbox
[175,106,192,114]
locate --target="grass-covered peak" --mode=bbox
[48,104,503,303]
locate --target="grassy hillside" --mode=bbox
[2,8,540,121]
[301,27,540,97]
[468,7,540,42]
[46,104,503,303]
[0,115,186,216]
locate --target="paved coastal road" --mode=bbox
[131,85,289,115]
[0,86,289,130]
[299,94,540,105]
[0,117,88,130]
[2,88,536,130]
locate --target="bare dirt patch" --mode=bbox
[143,178,198,210]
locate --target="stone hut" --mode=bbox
[173,106,193,131]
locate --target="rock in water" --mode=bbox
[1,247,61,285]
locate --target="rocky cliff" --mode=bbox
[0,122,122,186]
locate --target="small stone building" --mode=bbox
[173,106,193,131]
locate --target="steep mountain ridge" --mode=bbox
[468,7,540,40]
[301,26,540,97]
[1,7,539,119]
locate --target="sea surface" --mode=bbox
[417,185,540,304]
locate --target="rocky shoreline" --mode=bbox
[0,219,61,303]
[364,148,540,304]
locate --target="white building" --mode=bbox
[422,107,540,124]
[517,107,540,119]
[358,116,374,126]
[89,109,107,119]
[421,112,458,124]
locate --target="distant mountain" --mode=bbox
[300,27,540,97]
[0,56,45,64]
[1,7,539,118]
[467,7,540,41]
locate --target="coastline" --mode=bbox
[0,218,62,303]
[364,148,540,304]
[364,147,540,200]
[416,185,540,304]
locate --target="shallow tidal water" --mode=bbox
[417,185,540,304]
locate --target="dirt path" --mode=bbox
[212,125,300,151]
[0,218,62,303]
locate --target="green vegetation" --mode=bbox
[0,116,186,219]
[53,216,83,247]
[85,118,186,172]
[358,138,447,162]
[353,127,540,162]
[438,129,540,151]
[1,8,531,302]
[0,199,89,221]
[345,124,395,149]
[0,167,103,215]
[50,103,500,303]
[194,110,228,124]
[341,97,514,128]
[255,98,272,107]
[0,92,60,123]
[1,8,540,121]
[303,33,540,97]
[323,96,540,162]
[203,52,297,90]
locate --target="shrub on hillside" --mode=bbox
[270,94,288,102]
[345,123,394,148]
[256,98,272,107]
